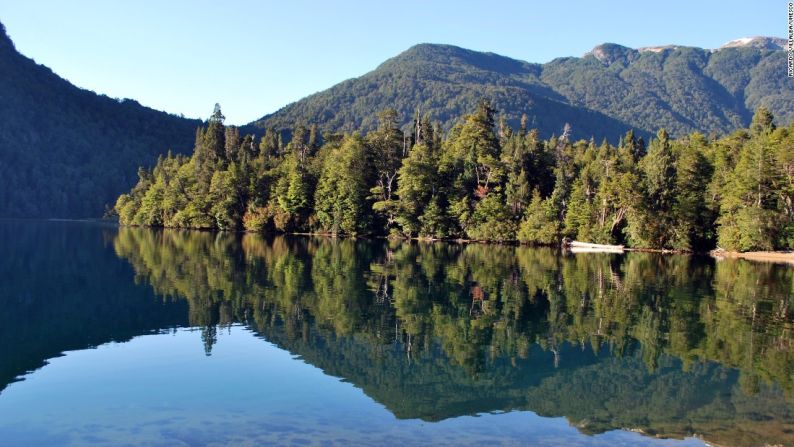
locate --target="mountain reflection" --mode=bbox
[2,222,793,446]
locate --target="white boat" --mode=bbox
[569,245,624,254]
[562,239,624,253]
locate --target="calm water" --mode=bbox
[1,220,793,447]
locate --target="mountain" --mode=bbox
[719,36,786,50]
[0,22,201,218]
[544,40,792,137]
[253,44,641,142]
[253,39,791,140]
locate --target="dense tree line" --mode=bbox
[116,103,794,252]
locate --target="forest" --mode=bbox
[114,102,794,252]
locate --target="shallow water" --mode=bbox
[0,220,792,446]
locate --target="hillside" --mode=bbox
[0,22,201,218]
[253,39,790,140]
[253,44,640,142]
[543,38,791,136]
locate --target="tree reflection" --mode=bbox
[111,227,794,445]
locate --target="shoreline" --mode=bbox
[710,250,794,265]
[93,223,794,265]
[113,223,699,253]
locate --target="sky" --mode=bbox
[0,0,782,125]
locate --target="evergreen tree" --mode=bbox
[418,195,448,238]
[273,154,312,231]
[367,109,405,231]
[396,142,438,236]
[672,134,714,250]
[628,129,677,248]
[717,111,782,251]
[563,175,594,241]
[315,135,372,235]
[505,169,531,219]
[466,191,517,241]
[209,163,246,230]
[224,126,241,162]
[259,128,280,160]
[517,190,559,244]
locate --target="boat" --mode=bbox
[561,238,624,253]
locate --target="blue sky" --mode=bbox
[0,0,781,125]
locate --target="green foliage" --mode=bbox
[672,134,715,250]
[465,192,517,241]
[563,178,594,240]
[716,109,793,251]
[367,109,405,231]
[517,190,559,244]
[418,195,448,238]
[314,135,372,235]
[254,43,791,146]
[208,164,246,230]
[627,129,678,248]
[116,101,793,252]
[447,101,503,192]
[395,142,437,236]
[275,156,311,222]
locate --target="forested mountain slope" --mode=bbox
[0,22,201,217]
[254,39,790,140]
[254,44,639,142]
[542,37,791,136]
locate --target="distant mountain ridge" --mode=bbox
[253,43,641,142]
[718,36,786,50]
[253,38,791,141]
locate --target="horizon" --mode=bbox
[0,0,782,125]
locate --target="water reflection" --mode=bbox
[110,227,794,445]
[0,221,188,393]
[1,221,793,446]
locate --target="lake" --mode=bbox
[0,220,792,446]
